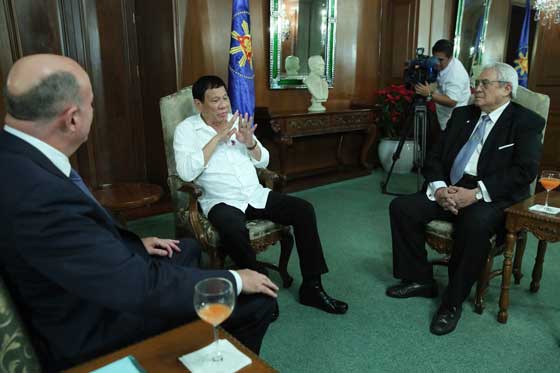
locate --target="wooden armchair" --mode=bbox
[159,86,294,287]
[426,86,551,314]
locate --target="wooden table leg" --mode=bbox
[498,230,517,324]
[360,126,377,170]
[530,240,548,293]
[512,232,527,284]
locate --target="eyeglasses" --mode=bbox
[472,79,508,88]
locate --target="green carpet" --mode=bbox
[129,170,560,372]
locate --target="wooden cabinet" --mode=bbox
[255,107,379,191]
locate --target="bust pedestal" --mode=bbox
[308,97,326,112]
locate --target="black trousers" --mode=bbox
[389,181,510,307]
[208,191,329,278]
[135,239,275,355]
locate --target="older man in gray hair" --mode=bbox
[386,62,545,335]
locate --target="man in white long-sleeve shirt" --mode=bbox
[173,75,348,315]
[415,39,471,131]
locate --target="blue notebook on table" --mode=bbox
[90,355,146,373]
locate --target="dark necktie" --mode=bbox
[69,169,117,224]
[449,115,491,185]
[69,169,98,202]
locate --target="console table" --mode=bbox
[255,106,378,191]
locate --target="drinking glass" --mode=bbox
[539,170,560,212]
[194,277,236,362]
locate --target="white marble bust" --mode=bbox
[303,55,328,112]
[285,55,300,76]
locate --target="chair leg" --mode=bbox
[513,231,527,284]
[278,231,294,288]
[430,255,451,267]
[475,255,494,315]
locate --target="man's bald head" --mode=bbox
[4,54,89,122]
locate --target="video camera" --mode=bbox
[404,48,439,89]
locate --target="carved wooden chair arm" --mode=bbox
[256,168,286,192]
[169,175,209,247]
[176,180,202,199]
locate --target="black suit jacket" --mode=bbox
[423,102,545,204]
[0,131,235,371]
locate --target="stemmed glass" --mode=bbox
[539,170,560,213]
[194,277,236,363]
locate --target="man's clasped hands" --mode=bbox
[434,186,478,214]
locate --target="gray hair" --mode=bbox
[4,71,81,121]
[482,62,518,98]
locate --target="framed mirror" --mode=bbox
[269,0,337,89]
[453,0,491,76]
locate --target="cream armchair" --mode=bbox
[425,86,550,314]
[0,275,42,372]
[159,86,294,287]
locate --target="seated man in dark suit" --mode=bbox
[386,62,545,335]
[0,54,279,372]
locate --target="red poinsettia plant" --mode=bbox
[375,84,414,138]
[375,84,436,138]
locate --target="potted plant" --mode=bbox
[376,84,414,139]
[375,84,434,173]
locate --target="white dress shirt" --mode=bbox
[4,124,244,293]
[174,113,271,216]
[4,125,71,176]
[435,57,471,130]
[427,100,511,202]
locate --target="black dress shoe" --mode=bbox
[299,282,348,314]
[385,280,438,298]
[430,304,462,336]
[271,302,279,322]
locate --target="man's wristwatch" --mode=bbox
[475,189,483,201]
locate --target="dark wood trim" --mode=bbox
[4,0,21,59]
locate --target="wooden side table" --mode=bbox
[64,320,277,372]
[498,191,560,323]
[93,183,163,225]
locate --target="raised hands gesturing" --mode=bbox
[235,112,258,147]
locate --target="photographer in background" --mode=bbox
[415,39,471,131]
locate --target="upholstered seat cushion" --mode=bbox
[426,219,497,246]
[246,219,286,240]
[0,277,42,372]
[426,220,454,240]
[198,215,285,247]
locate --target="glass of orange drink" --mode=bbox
[194,277,236,362]
[539,170,560,212]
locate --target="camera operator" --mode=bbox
[414,39,470,131]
